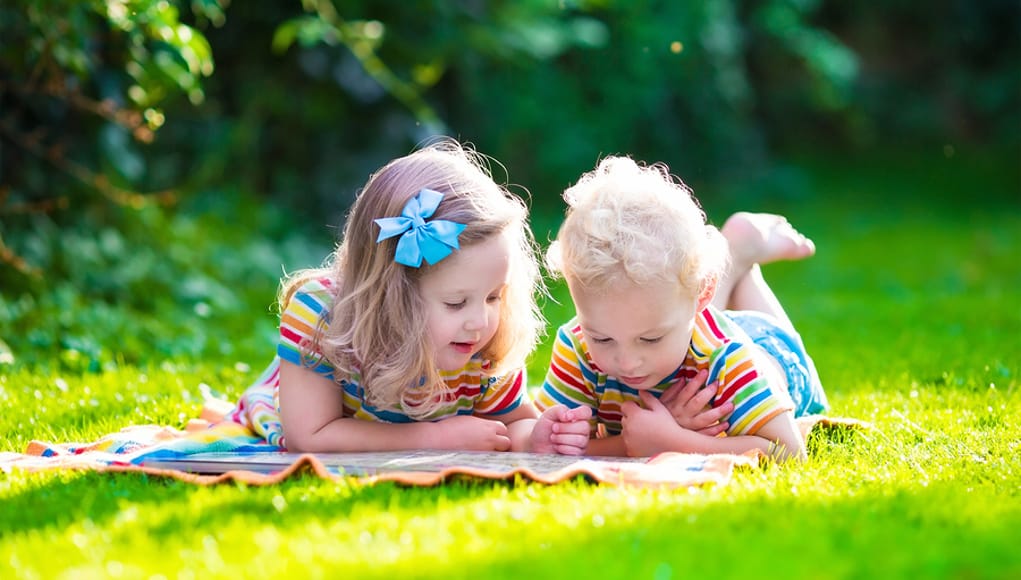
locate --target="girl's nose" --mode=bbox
[463,305,486,331]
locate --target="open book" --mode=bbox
[139,449,649,476]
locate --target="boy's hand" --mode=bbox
[621,392,684,457]
[530,405,592,455]
[659,369,732,436]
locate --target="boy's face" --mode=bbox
[569,277,706,390]
[419,231,512,371]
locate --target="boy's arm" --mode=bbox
[621,392,806,461]
[488,404,591,454]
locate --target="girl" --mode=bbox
[222,140,591,454]
[536,156,829,461]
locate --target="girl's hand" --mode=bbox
[530,405,593,455]
[621,392,688,457]
[430,415,512,451]
[659,370,733,436]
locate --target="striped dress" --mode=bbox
[225,278,527,449]
[535,305,794,437]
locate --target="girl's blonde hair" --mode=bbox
[281,139,544,418]
[548,155,728,296]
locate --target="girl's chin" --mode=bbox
[437,351,474,371]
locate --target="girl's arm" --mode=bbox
[278,361,513,452]
[477,404,537,452]
[621,392,806,461]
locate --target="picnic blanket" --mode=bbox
[0,414,865,488]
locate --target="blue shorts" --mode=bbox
[726,310,829,417]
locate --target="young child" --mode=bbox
[536,156,829,461]
[221,140,591,454]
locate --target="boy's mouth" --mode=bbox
[619,375,648,386]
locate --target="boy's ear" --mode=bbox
[696,275,717,312]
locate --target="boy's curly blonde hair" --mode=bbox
[281,139,544,418]
[548,155,728,297]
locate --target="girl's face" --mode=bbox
[569,277,707,390]
[419,231,512,371]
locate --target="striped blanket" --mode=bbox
[0,415,863,487]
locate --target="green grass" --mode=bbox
[2,145,1020,578]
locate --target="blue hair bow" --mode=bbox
[374,188,466,268]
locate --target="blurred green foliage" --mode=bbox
[0,0,1018,367]
[0,188,327,369]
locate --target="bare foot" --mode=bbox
[185,419,213,432]
[199,398,234,423]
[721,212,815,267]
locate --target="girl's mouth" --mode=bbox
[451,342,475,354]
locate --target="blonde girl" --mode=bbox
[223,140,590,454]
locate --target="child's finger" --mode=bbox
[675,397,731,430]
[661,369,707,405]
[639,390,663,410]
[687,381,719,410]
[551,432,589,449]
[700,400,733,424]
[493,434,512,452]
[696,422,729,437]
[661,369,710,406]
[659,379,688,406]
[688,369,710,390]
[564,405,593,422]
[553,419,592,436]
[620,401,641,417]
[554,443,588,456]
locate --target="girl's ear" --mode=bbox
[696,274,717,313]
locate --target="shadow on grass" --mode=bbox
[3,440,1019,580]
[0,468,534,537]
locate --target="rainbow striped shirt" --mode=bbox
[227,278,526,448]
[535,305,793,438]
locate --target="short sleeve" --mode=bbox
[277,278,336,378]
[474,368,527,415]
[708,341,793,436]
[536,322,599,413]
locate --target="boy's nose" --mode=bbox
[616,351,642,374]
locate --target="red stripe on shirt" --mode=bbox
[551,360,585,390]
[703,309,727,340]
[487,371,523,412]
[280,326,305,347]
[719,369,758,402]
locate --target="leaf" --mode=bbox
[272,19,300,54]
[0,337,14,365]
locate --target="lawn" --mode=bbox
[1,145,1019,579]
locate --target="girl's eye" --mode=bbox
[486,294,502,304]
[592,337,613,344]
[640,337,663,344]
[445,300,466,310]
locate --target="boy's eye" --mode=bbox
[445,300,466,309]
[640,337,662,344]
[486,294,502,304]
[592,337,613,344]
